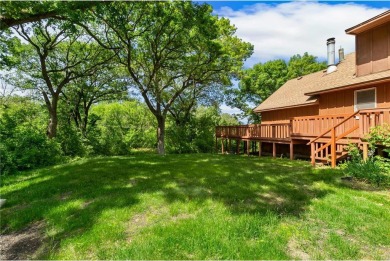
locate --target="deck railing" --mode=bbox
[359,108,390,137]
[306,108,390,167]
[216,108,390,141]
[216,123,290,140]
[291,114,356,138]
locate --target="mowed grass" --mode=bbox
[1,154,389,259]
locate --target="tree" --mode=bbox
[91,101,157,155]
[61,66,128,137]
[0,1,102,30]
[287,52,326,79]
[8,19,115,138]
[82,2,253,154]
[230,53,326,122]
[167,82,224,126]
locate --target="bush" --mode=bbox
[90,101,156,155]
[166,106,239,154]
[366,123,390,154]
[341,143,389,187]
[0,98,62,174]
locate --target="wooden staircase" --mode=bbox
[308,111,366,167]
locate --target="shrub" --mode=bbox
[90,101,156,155]
[166,106,239,154]
[342,139,389,187]
[366,123,390,154]
[0,98,62,174]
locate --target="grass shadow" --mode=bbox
[0,154,362,258]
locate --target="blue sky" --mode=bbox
[199,1,389,115]
[200,1,389,65]
[204,1,389,11]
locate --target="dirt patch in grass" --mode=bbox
[0,221,45,260]
[126,207,168,242]
[126,207,196,243]
[341,178,383,191]
[287,238,310,260]
[259,192,286,205]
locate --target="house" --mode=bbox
[216,10,390,167]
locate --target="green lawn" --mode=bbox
[1,154,389,259]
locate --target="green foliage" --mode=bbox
[0,1,101,30]
[231,53,326,122]
[166,106,239,153]
[366,124,390,154]
[90,101,156,155]
[341,143,389,186]
[0,97,62,174]
[85,1,253,154]
[287,53,327,79]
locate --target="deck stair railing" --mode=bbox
[307,111,360,168]
[307,108,390,167]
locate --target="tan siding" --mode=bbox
[372,24,388,73]
[261,105,319,123]
[378,83,390,108]
[356,22,390,76]
[319,83,390,115]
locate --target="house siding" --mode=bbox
[319,83,390,115]
[261,105,319,123]
[260,84,389,123]
[356,22,390,76]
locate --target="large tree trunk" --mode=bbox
[157,116,166,155]
[45,95,59,139]
[47,111,58,138]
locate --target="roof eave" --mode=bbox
[304,76,390,96]
[253,101,319,113]
[345,10,390,35]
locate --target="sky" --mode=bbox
[201,1,389,114]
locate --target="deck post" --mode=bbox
[225,139,228,154]
[273,142,276,158]
[363,143,368,161]
[311,142,315,166]
[247,140,250,156]
[221,139,225,154]
[228,139,232,154]
[236,139,240,154]
[258,141,262,157]
[331,128,336,168]
[290,140,294,160]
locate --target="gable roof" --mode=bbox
[346,10,390,35]
[254,52,390,112]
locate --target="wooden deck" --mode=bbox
[215,108,390,166]
[216,123,290,142]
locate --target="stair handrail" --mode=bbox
[313,124,360,154]
[307,111,359,145]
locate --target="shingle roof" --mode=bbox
[254,53,390,112]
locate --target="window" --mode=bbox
[354,88,376,111]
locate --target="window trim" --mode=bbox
[354,87,377,112]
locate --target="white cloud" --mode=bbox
[219,104,241,115]
[215,2,387,66]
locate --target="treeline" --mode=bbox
[0,96,238,174]
[1,1,253,155]
[0,1,328,174]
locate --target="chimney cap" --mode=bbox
[327,37,335,44]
